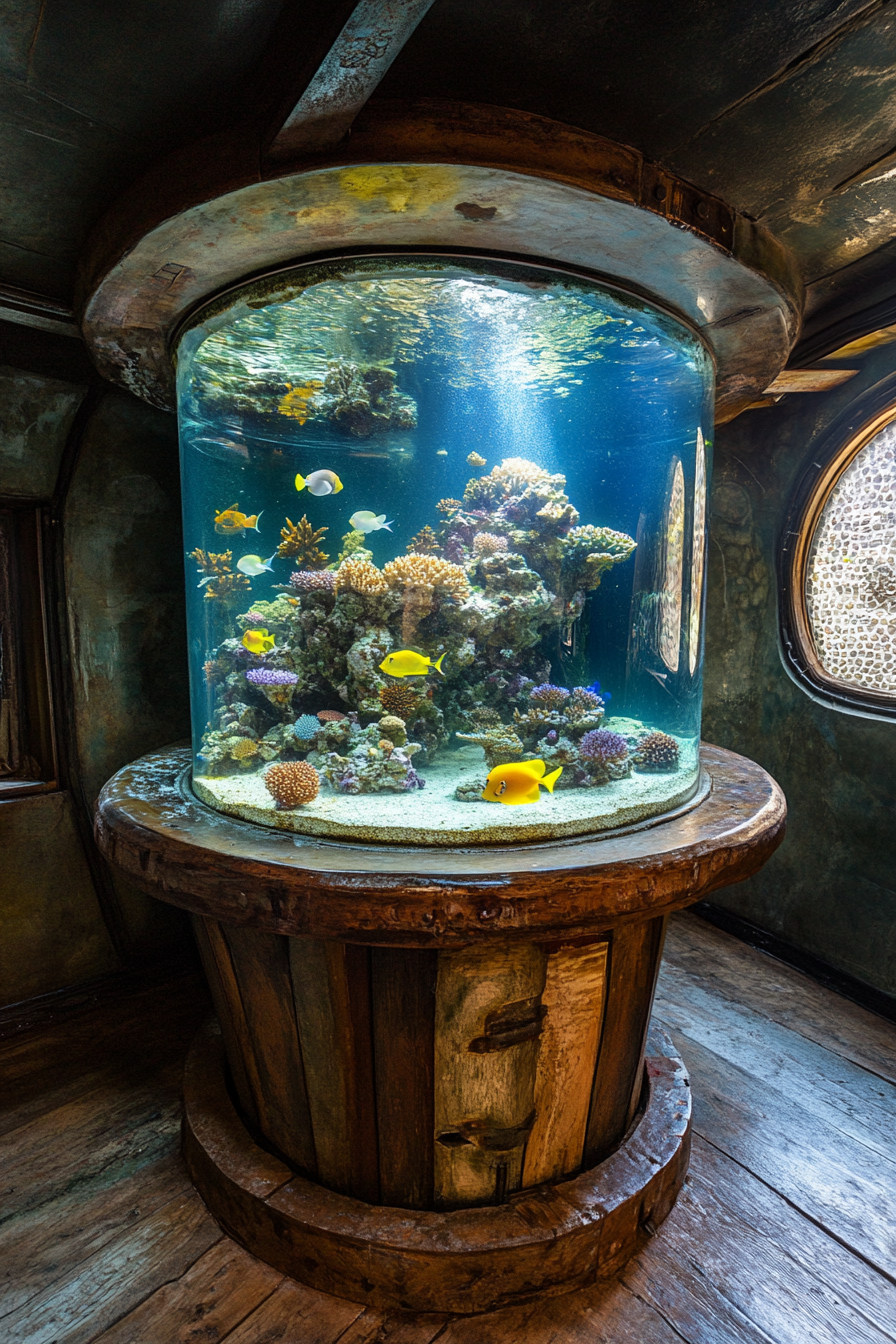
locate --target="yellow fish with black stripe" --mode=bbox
[481,759,562,805]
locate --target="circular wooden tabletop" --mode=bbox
[95,744,785,947]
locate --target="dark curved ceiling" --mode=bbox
[3,0,896,347]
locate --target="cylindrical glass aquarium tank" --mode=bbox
[175,255,713,844]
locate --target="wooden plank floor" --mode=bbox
[1,911,894,1343]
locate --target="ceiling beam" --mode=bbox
[266,0,436,160]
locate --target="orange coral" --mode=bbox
[335,557,389,595]
[276,516,329,568]
[190,548,251,602]
[383,554,471,643]
[264,761,320,807]
[380,684,420,718]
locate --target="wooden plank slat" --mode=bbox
[334,1307,450,1343]
[191,917,258,1125]
[662,1028,896,1276]
[90,1239,282,1343]
[223,925,316,1174]
[289,939,379,1202]
[433,943,546,1209]
[664,911,896,1085]
[215,1278,365,1343]
[584,916,666,1164]
[0,1193,220,1344]
[523,939,608,1187]
[660,1134,896,1344]
[370,947,437,1209]
[656,964,896,1162]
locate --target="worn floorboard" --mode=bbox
[0,912,893,1344]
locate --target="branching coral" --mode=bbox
[335,557,389,595]
[190,549,251,602]
[337,529,373,565]
[246,667,299,707]
[529,683,570,711]
[277,516,330,568]
[580,729,629,764]
[383,554,471,644]
[406,525,441,555]
[265,761,320,807]
[562,525,637,590]
[289,569,336,594]
[473,532,509,558]
[436,498,463,515]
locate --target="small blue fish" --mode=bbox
[585,680,611,702]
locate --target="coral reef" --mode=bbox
[314,361,417,437]
[407,525,441,555]
[246,667,298,707]
[265,761,320,807]
[289,569,336,594]
[473,531,509,558]
[292,714,321,741]
[277,516,329,568]
[455,727,525,769]
[383,554,471,644]
[530,683,570,711]
[190,549,251,602]
[336,557,389,595]
[380,684,421,718]
[634,730,680,770]
[193,452,686,818]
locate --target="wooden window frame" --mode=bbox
[0,503,58,795]
[780,399,896,720]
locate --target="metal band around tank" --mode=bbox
[76,100,803,424]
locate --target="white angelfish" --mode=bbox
[350,510,394,534]
[237,552,277,577]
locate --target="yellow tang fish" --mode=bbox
[482,760,563,805]
[379,650,445,677]
[215,504,263,535]
[241,628,276,654]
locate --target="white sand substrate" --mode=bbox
[193,736,701,847]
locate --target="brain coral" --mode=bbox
[316,709,346,722]
[380,684,420,717]
[264,761,320,807]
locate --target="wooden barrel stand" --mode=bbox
[95,744,785,1314]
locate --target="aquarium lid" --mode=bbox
[76,99,802,425]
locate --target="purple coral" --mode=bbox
[545,729,558,745]
[246,668,299,687]
[579,729,629,764]
[568,686,604,712]
[290,569,336,593]
[530,683,570,711]
[403,768,426,790]
[243,611,267,625]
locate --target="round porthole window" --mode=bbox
[785,404,896,715]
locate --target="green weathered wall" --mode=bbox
[0,325,191,1007]
[704,344,896,998]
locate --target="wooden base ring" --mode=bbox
[182,1019,691,1315]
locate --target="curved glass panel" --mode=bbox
[805,417,896,696]
[176,256,713,844]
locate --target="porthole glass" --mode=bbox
[803,414,896,700]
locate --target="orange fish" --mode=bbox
[214,504,263,536]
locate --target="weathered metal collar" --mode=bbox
[77,99,803,424]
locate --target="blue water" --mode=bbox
[176,256,713,837]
